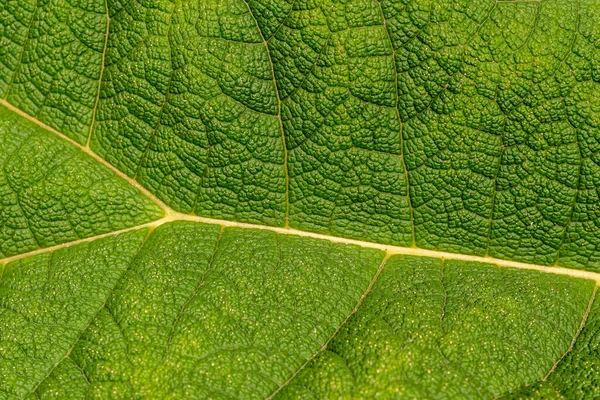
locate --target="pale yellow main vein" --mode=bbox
[3,211,600,283]
[1,98,600,284]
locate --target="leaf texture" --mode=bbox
[1,0,600,398]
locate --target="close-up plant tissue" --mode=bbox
[0,0,598,398]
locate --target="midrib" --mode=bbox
[1,97,599,283]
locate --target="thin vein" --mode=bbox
[17,151,82,251]
[134,3,177,180]
[554,0,582,266]
[243,0,290,228]
[512,0,542,54]
[281,32,332,102]
[440,259,447,323]
[3,0,38,99]
[378,0,416,246]
[484,123,507,257]
[25,228,154,397]
[0,130,39,252]
[401,0,497,127]
[265,253,392,399]
[42,236,56,302]
[266,0,297,41]
[68,356,91,386]
[436,342,490,398]
[159,226,224,362]
[488,0,580,263]
[87,0,111,148]
[102,302,136,395]
[543,284,598,380]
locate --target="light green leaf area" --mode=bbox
[276,257,595,399]
[0,223,597,400]
[0,229,149,399]
[2,0,600,398]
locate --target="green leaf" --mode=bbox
[276,257,595,399]
[1,229,149,398]
[1,0,600,398]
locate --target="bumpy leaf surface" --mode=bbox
[1,0,600,398]
[0,105,163,258]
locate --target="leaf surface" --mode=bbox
[1,0,600,398]
[0,105,162,258]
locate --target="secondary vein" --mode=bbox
[86,0,111,148]
[243,0,290,228]
[265,253,392,399]
[543,283,598,380]
[378,0,416,246]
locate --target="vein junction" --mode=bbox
[1,96,599,286]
